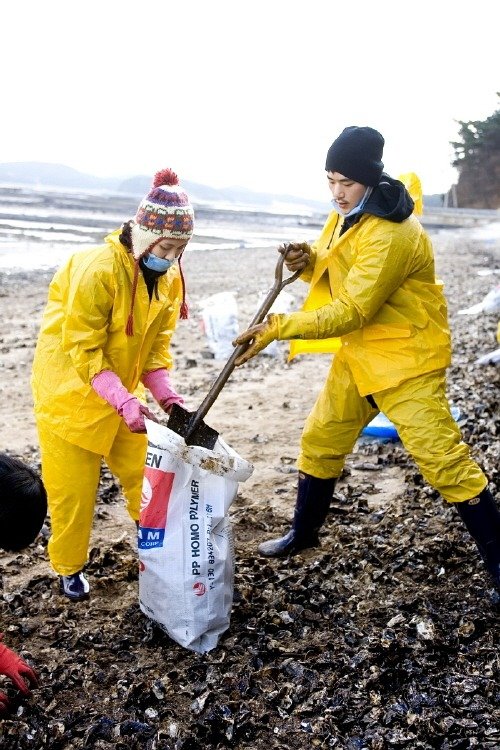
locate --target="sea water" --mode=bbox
[0,184,325,272]
[2,184,498,273]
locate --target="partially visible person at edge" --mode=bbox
[31,169,194,602]
[233,126,500,592]
[0,452,47,713]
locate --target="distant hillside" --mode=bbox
[0,162,326,213]
[0,161,445,213]
[0,162,119,191]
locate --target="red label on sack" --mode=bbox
[141,467,174,526]
[139,466,175,549]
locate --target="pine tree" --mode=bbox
[450,94,500,208]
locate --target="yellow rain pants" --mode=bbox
[37,420,147,576]
[298,356,487,503]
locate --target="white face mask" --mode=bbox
[142,255,176,273]
[332,186,373,217]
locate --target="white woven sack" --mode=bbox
[138,419,253,653]
[199,291,239,360]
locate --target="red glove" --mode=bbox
[142,368,184,414]
[92,370,158,433]
[0,635,38,712]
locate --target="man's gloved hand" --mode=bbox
[92,370,158,433]
[141,369,184,414]
[0,635,38,712]
[234,308,321,366]
[233,314,280,366]
[278,242,311,273]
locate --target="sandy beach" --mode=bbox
[1,222,498,500]
[1,218,499,747]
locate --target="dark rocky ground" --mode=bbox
[0,224,499,749]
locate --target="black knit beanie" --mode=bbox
[325,126,385,186]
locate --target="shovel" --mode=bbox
[168,248,302,449]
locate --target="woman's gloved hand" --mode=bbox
[278,242,311,273]
[119,398,158,433]
[92,370,158,433]
[141,368,184,414]
[233,315,280,365]
[0,635,39,713]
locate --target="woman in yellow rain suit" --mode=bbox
[32,169,193,601]
[234,127,500,592]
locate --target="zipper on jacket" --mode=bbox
[327,215,340,249]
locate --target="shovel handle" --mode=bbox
[187,250,302,435]
[248,250,302,326]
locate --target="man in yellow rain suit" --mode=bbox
[32,169,193,601]
[234,126,500,591]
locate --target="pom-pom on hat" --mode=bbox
[130,168,194,260]
[325,126,385,187]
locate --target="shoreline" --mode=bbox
[1,226,499,455]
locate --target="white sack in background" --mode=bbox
[458,285,500,315]
[475,347,500,366]
[199,291,239,360]
[256,289,295,357]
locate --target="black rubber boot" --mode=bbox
[258,473,336,557]
[455,487,500,588]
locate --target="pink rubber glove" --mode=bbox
[142,368,184,414]
[0,635,38,711]
[92,370,158,433]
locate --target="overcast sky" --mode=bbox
[1,0,498,201]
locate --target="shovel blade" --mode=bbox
[167,403,219,450]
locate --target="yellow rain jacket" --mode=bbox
[279,176,486,497]
[31,229,182,455]
[286,179,451,396]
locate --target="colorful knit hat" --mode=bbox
[125,168,194,336]
[130,168,194,260]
